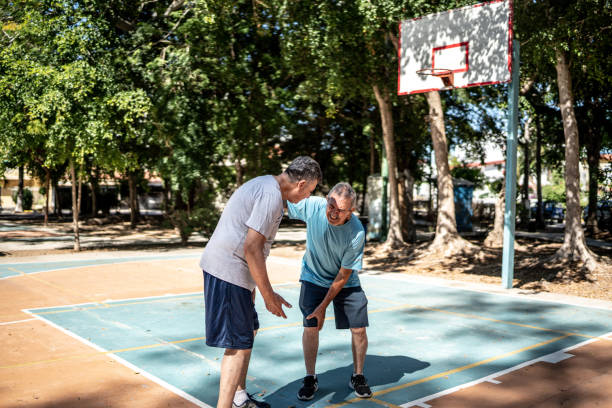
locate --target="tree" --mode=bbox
[517,0,610,272]
[1,1,122,250]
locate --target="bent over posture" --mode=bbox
[200,156,321,408]
[288,182,372,401]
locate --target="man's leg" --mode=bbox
[218,348,253,408]
[350,327,367,374]
[236,330,256,391]
[303,326,319,375]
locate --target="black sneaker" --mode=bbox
[297,375,319,401]
[232,393,270,408]
[349,374,372,398]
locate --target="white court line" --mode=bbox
[24,310,212,408]
[3,254,295,281]
[363,271,612,311]
[400,331,612,408]
[0,318,37,326]
[25,292,202,313]
[0,255,200,280]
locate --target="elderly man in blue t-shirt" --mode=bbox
[287,182,372,401]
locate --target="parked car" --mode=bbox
[531,200,565,223]
[583,201,612,230]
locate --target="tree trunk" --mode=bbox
[44,168,50,226]
[78,175,83,220]
[14,166,24,213]
[53,179,62,218]
[535,116,544,229]
[372,84,404,248]
[585,127,602,234]
[521,116,533,227]
[162,177,171,216]
[91,168,99,218]
[424,91,474,255]
[70,161,81,251]
[128,172,139,229]
[551,49,597,271]
[484,187,505,248]
[235,158,244,186]
[399,169,416,243]
[369,133,376,175]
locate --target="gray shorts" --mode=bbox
[299,280,369,329]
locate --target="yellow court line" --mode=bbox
[367,296,606,340]
[0,335,206,370]
[6,266,26,276]
[6,304,419,369]
[370,397,403,408]
[326,334,571,407]
[15,295,608,371]
[22,273,109,307]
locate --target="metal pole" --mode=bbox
[502,40,520,289]
[381,148,389,240]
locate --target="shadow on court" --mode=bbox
[263,354,430,406]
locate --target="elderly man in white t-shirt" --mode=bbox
[200,156,322,408]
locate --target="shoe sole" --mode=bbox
[297,383,318,401]
[349,380,372,398]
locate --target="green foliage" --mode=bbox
[12,188,33,210]
[600,164,612,202]
[169,188,220,244]
[0,0,609,232]
[542,171,566,203]
[450,166,485,189]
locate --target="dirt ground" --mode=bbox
[363,238,612,301]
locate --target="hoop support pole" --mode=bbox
[502,40,520,289]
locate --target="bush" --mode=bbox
[169,189,220,244]
[12,188,33,210]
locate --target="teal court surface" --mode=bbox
[26,273,612,408]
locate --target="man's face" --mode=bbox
[325,193,354,226]
[287,179,318,204]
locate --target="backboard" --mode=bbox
[398,0,513,95]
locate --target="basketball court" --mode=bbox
[2,250,611,407]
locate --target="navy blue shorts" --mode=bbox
[299,280,369,329]
[203,271,259,350]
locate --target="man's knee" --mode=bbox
[304,326,318,336]
[350,327,367,337]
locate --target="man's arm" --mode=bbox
[306,266,353,330]
[243,228,292,318]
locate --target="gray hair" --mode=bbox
[329,182,357,208]
[285,156,322,184]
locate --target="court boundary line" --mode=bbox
[0,254,201,280]
[0,318,36,325]
[398,331,612,408]
[362,271,612,311]
[327,334,572,407]
[23,310,212,408]
[23,281,300,316]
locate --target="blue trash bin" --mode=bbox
[453,178,474,232]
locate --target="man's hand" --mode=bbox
[263,292,292,318]
[306,305,326,330]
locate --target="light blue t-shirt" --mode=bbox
[288,196,365,288]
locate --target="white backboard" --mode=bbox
[398,0,513,95]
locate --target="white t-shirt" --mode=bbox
[199,175,283,291]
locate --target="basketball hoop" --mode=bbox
[416,68,455,88]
